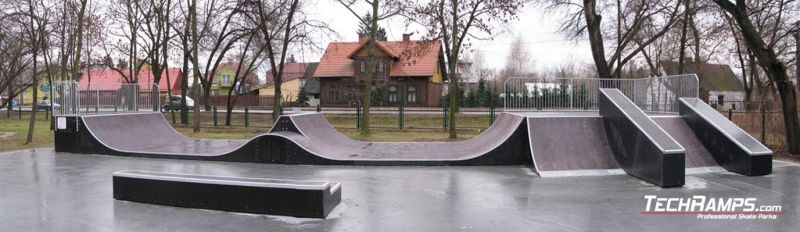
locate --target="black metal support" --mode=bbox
[244,106,249,128]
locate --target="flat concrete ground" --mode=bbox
[0,149,797,232]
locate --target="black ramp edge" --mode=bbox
[55,112,532,166]
[678,98,773,175]
[267,112,532,165]
[112,170,342,218]
[599,88,685,187]
[54,113,261,162]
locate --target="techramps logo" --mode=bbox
[641,195,783,220]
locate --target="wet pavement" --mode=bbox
[0,148,797,231]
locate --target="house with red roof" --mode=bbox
[314,34,446,106]
[78,67,183,94]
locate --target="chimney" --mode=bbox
[402,33,413,42]
[358,34,368,43]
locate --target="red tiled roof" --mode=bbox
[78,68,183,92]
[314,40,442,78]
[265,63,311,85]
[346,41,400,59]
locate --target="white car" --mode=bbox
[36,100,61,111]
[163,96,195,111]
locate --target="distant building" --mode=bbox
[259,62,318,104]
[206,62,258,96]
[661,61,745,110]
[78,68,183,94]
[313,34,446,106]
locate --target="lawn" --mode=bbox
[0,112,53,152]
[0,111,481,153]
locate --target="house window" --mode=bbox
[360,60,366,72]
[388,85,398,102]
[406,85,417,103]
[327,85,340,102]
[376,60,384,72]
[221,75,231,86]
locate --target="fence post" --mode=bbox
[96,89,100,113]
[18,103,22,119]
[443,106,448,129]
[728,109,732,120]
[244,106,249,128]
[490,105,495,125]
[399,105,404,129]
[760,105,766,144]
[213,105,218,128]
[7,103,10,118]
[316,104,321,112]
[356,103,361,129]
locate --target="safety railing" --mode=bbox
[52,81,160,116]
[502,74,699,113]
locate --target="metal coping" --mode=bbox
[678,98,772,155]
[600,88,685,154]
[113,170,332,191]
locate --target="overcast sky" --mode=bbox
[300,0,594,72]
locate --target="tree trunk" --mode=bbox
[678,0,690,74]
[360,0,379,136]
[448,0,460,139]
[180,15,190,124]
[191,0,201,132]
[712,0,800,153]
[583,0,613,80]
[72,0,88,81]
[795,23,799,97]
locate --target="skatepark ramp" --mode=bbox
[677,98,772,175]
[55,113,262,161]
[599,88,686,187]
[265,113,532,165]
[55,112,533,166]
[52,85,773,188]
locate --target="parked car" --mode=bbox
[36,100,60,111]
[163,96,195,111]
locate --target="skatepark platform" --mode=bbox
[54,89,773,187]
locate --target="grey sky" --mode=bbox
[301,1,594,72]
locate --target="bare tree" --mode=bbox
[542,0,683,79]
[12,0,51,144]
[412,0,526,139]
[336,0,406,135]
[500,35,533,80]
[712,0,800,154]
[0,19,34,109]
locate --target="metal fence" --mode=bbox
[503,74,699,113]
[52,81,160,116]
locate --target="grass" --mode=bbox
[0,110,481,153]
[172,125,480,142]
[0,112,53,152]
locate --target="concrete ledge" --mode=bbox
[112,170,341,218]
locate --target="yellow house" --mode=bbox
[259,63,314,103]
